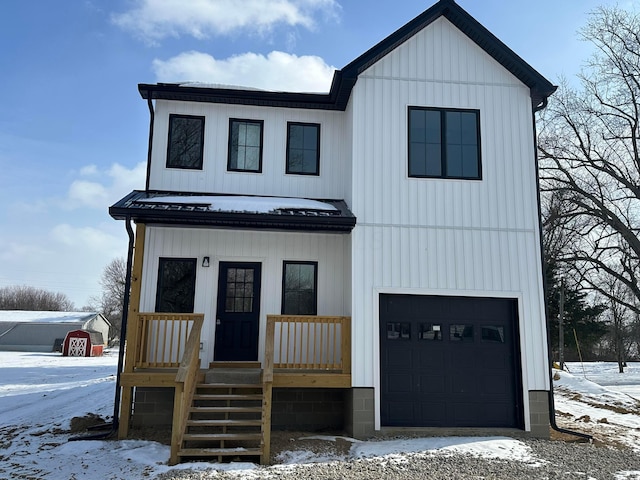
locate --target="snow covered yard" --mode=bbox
[1,352,640,479]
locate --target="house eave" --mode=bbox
[109,191,356,233]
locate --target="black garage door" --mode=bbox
[380,294,523,428]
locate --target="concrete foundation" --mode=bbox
[271,388,345,432]
[131,387,174,428]
[345,388,375,439]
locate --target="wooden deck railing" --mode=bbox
[134,313,204,368]
[169,315,204,465]
[265,315,351,373]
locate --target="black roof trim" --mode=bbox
[139,0,555,110]
[109,190,356,233]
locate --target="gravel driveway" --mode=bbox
[155,437,640,480]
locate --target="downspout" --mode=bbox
[145,92,154,191]
[69,216,136,441]
[532,97,592,441]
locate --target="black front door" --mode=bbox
[214,262,261,361]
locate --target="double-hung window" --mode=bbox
[408,107,481,179]
[281,261,318,315]
[166,114,205,169]
[228,118,263,173]
[286,122,320,175]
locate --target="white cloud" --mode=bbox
[50,224,123,254]
[66,161,146,210]
[153,50,335,92]
[112,0,340,43]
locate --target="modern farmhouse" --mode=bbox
[110,0,556,464]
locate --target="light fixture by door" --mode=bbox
[202,256,210,267]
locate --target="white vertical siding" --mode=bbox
[349,17,549,399]
[140,226,351,364]
[149,102,350,200]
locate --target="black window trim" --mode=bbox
[408,106,482,180]
[281,260,318,315]
[166,114,205,170]
[285,121,321,176]
[227,117,264,173]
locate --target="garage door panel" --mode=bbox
[418,374,446,394]
[387,373,413,393]
[380,294,523,429]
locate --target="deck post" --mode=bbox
[118,223,146,439]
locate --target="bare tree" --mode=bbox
[538,6,640,316]
[88,257,127,339]
[0,285,74,311]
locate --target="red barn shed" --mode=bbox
[63,330,104,357]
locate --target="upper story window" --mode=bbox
[281,261,318,315]
[166,114,205,170]
[286,122,320,175]
[408,107,481,180]
[228,118,263,173]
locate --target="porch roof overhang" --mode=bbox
[109,190,356,233]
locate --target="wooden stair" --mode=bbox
[176,364,271,464]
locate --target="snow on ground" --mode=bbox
[0,351,639,479]
[554,362,640,452]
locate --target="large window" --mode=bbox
[228,118,263,173]
[408,107,481,179]
[286,122,320,175]
[281,261,317,315]
[166,114,205,169]
[155,258,197,313]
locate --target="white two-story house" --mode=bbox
[110,0,556,464]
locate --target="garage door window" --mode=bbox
[450,324,474,342]
[419,323,442,341]
[482,326,505,343]
[387,322,410,340]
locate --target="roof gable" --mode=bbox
[139,0,555,109]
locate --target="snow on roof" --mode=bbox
[0,311,98,324]
[138,195,338,214]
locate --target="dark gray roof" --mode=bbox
[139,0,555,110]
[109,191,356,233]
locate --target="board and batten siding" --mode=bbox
[348,17,549,405]
[139,226,351,364]
[148,101,350,200]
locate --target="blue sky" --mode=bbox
[0,0,636,308]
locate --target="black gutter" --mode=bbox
[69,217,136,441]
[532,98,592,441]
[144,92,154,191]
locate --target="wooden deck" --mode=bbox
[118,312,351,464]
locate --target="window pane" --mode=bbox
[409,143,426,176]
[424,110,441,143]
[419,323,442,341]
[425,144,442,176]
[446,144,463,177]
[460,112,478,144]
[461,146,479,178]
[155,258,196,313]
[167,116,204,169]
[245,124,261,146]
[387,322,411,340]
[409,109,426,142]
[446,111,462,145]
[450,324,474,342]
[303,126,318,149]
[482,326,505,343]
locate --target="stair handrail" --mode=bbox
[261,316,276,464]
[170,314,204,465]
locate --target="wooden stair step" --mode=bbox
[190,406,262,413]
[186,419,262,427]
[183,433,262,441]
[209,361,262,369]
[197,383,262,389]
[193,393,263,400]
[178,447,262,457]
